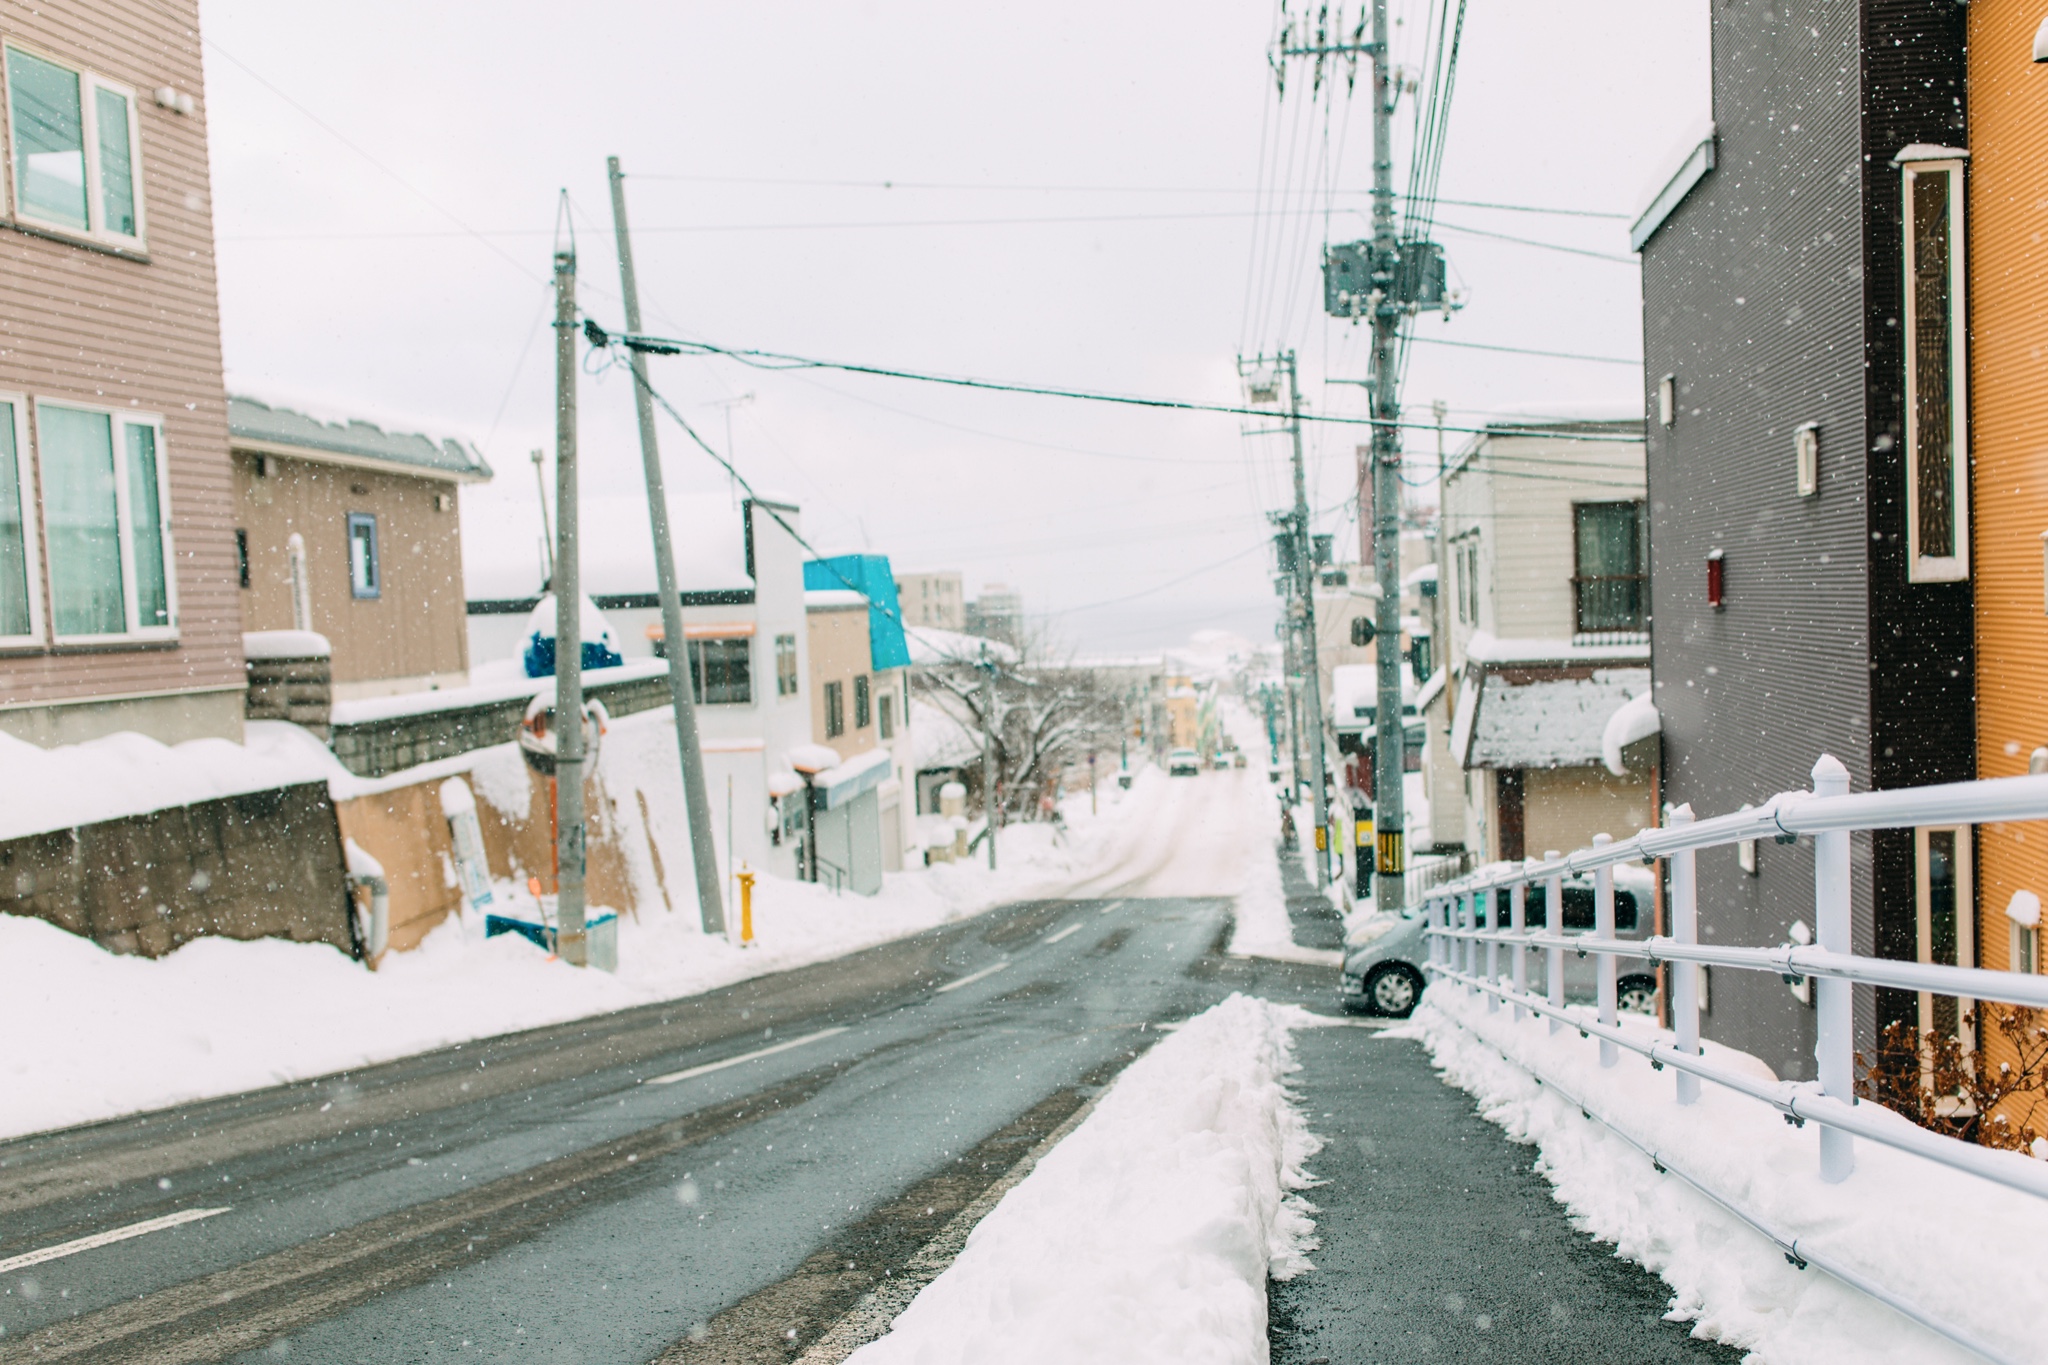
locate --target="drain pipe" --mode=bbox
[344,838,389,967]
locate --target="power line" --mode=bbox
[1431,218,1636,265]
[1401,333,1640,366]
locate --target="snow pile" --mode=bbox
[847,995,1321,1365]
[1403,989,2046,1364]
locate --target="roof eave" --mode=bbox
[231,436,493,485]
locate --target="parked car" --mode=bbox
[1338,864,1659,1018]
[1168,748,1202,776]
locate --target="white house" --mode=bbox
[1438,416,1656,863]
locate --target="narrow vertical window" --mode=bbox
[1915,826,1975,1050]
[825,680,845,738]
[125,423,168,628]
[1573,501,1645,636]
[1901,157,1969,581]
[347,512,379,598]
[40,405,123,636]
[0,400,34,640]
[235,529,250,589]
[8,48,87,230]
[879,692,895,740]
[854,673,871,729]
[775,632,798,696]
[94,85,136,237]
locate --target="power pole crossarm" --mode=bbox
[608,157,726,937]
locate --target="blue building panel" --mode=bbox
[805,554,911,671]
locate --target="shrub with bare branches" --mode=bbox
[1855,1006,2048,1151]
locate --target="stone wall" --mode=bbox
[247,654,334,737]
[0,782,355,958]
[328,671,674,778]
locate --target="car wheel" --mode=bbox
[1365,962,1424,1019]
[1618,974,1658,1014]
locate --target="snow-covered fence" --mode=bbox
[1420,755,2048,1362]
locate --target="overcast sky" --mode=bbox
[201,0,1709,656]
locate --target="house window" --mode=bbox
[854,674,871,729]
[1573,501,1646,634]
[879,692,895,740]
[1915,826,1975,1047]
[347,513,379,599]
[0,399,39,643]
[687,637,751,705]
[38,402,172,639]
[235,529,250,589]
[824,680,844,738]
[5,46,143,245]
[1901,157,1968,582]
[775,632,798,696]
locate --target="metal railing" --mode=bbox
[1419,755,2048,1365]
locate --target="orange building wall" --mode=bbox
[1967,1,2048,1115]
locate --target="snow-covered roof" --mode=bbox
[463,491,754,602]
[1466,668,1652,770]
[1602,691,1661,776]
[1414,667,1448,713]
[912,699,981,770]
[1402,563,1439,589]
[229,395,492,483]
[906,626,1017,666]
[1631,119,1716,251]
[805,589,868,610]
[1461,630,1650,667]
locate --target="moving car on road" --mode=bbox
[1168,748,1202,776]
[1338,865,1659,1019]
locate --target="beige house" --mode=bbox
[806,586,914,876]
[230,397,490,700]
[895,569,965,630]
[1439,416,1656,862]
[0,6,246,748]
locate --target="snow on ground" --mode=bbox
[0,720,1185,1143]
[1403,987,2046,1365]
[845,995,1322,1365]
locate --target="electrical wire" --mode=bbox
[1402,333,1639,365]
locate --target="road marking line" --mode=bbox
[1043,924,1082,945]
[643,1027,849,1086]
[0,1206,231,1274]
[935,961,1009,994]
[1099,900,1123,915]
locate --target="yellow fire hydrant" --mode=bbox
[736,866,756,947]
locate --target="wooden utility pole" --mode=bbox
[606,155,726,936]
[551,242,588,966]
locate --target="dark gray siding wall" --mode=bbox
[1858,2,1975,1032]
[1641,0,1962,1079]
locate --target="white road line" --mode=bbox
[0,1206,231,1275]
[643,1027,849,1086]
[1099,900,1124,915]
[1043,924,1082,945]
[935,961,1009,994]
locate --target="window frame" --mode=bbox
[1900,157,1969,584]
[687,636,752,706]
[2,42,147,250]
[824,679,845,738]
[346,511,380,600]
[34,399,174,644]
[775,632,798,697]
[854,673,870,729]
[0,393,42,649]
[1913,824,1976,1050]
[1570,499,1647,636]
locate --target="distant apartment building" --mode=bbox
[230,397,491,700]
[895,568,964,630]
[966,582,1023,646]
[0,7,245,747]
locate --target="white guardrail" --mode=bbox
[1420,756,2048,1365]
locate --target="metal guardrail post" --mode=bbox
[1509,878,1527,1022]
[1669,805,1701,1104]
[1544,854,1565,1034]
[1593,832,1617,1066]
[1483,877,1499,1012]
[1812,754,1855,1182]
[1460,890,1475,993]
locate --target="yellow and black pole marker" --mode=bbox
[1355,811,1374,899]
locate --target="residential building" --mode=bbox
[229,396,491,700]
[1439,419,1654,867]
[894,568,965,630]
[465,492,816,882]
[1633,1,1971,1080]
[806,553,915,872]
[966,582,1023,646]
[0,6,245,748]
[1965,1,2048,1082]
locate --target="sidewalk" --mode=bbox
[1262,851,1744,1363]
[1277,835,1345,951]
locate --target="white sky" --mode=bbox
[202,0,1709,654]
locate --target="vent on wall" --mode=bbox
[1707,549,1726,610]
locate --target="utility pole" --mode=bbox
[980,643,998,870]
[1366,0,1406,915]
[1283,351,1332,889]
[551,242,588,967]
[607,156,726,936]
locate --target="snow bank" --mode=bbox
[846,995,1321,1365]
[1403,990,2046,1365]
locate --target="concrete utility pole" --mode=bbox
[607,156,726,936]
[980,643,998,870]
[551,243,589,966]
[1366,0,1407,914]
[1283,351,1332,889]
